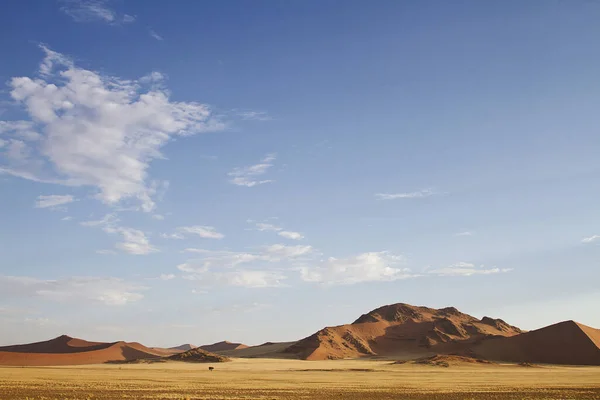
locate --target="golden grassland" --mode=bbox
[1,358,599,399]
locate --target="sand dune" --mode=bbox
[217,342,296,358]
[0,335,162,366]
[473,320,600,365]
[200,341,248,353]
[284,303,522,360]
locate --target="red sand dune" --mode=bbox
[472,320,600,365]
[284,303,522,360]
[200,341,248,352]
[0,335,162,366]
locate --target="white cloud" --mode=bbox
[375,189,436,200]
[255,222,281,232]
[151,214,165,220]
[582,235,600,244]
[262,244,312,260]
[161,232,185,240]
[1,46,224,212]
[61,216,73,221]
[237,111,271,121]
[176,225,224,239]
[177,244,313,288]
[0,275,146,305]
[428,262,512,277]
[34,194,75,209]
[278,230,304,240]
[60,0,135,24]
[0,120,41,141]
[115,227,158,255]
[159,274,175,280]
[149,29,163,41]
[454,231,473,237]
[81,214,157,255]
[299,251,413,285]
[251,221,303,240]
[228,153,276,187]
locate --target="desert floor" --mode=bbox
[1,358,599,399]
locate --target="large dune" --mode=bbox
[284,303,522,360]
[200,341,248,353]
[472,320,600,365]
[0,335,163,366]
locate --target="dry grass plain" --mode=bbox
[1,358,599,400]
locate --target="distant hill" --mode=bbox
[284,303,522,360]
[472,320,600,365]
[0,335,162,366]
[200,341,248,353]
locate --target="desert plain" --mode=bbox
[1,358,600,400]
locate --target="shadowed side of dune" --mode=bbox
[0,335,111,354]
[472,320,600,365]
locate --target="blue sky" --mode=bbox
[1,0,600,347]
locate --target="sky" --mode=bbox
[1,0,600,347]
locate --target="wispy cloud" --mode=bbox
[582,235,600,244]
[81,214,158,255]
[228,154,276,187]
[149,29,163,41]
[1,46,224,212]
[0,275,146,305]
[375,189,436,200]
[179,225,224,239]
[427,262,512,277]
[178,244,313,288]
[34,194,75,209]
[454,231,473,237]
[237,111,271,121]
[250,220,303,240]
[60,0,135,24]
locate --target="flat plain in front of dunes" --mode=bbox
[1,358,599,400]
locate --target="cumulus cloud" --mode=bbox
[228,153,276,187]
[0,46,224,212]
[428,262,512,277]
[0,275,146,305]
[60,0,135,24]
[299,251,413,285]
[375,189,436,200]
[159,274,175,280]
[582,235,600,244]
[81,214,157,255]
[34,194,75,209]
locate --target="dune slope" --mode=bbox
[0,335,162,366]
[284,303,522,360]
